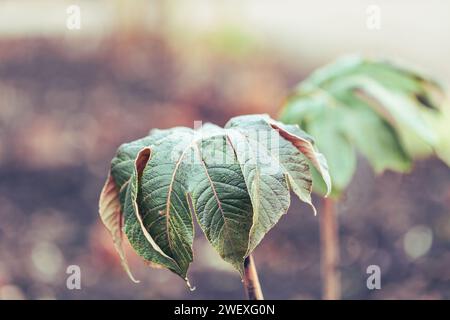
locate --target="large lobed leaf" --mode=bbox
[99,114,330,283]
[280,55,449,197]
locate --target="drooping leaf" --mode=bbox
[99,114,331,282]
[280,55,448,197]
[225,115,331,254]
[189,131,253,274]
[98,173,139,283]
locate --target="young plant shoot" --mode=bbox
[99,114,331,300]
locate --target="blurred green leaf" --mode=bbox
[280,56,448,197]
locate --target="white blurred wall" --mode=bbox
[0,0,449,80]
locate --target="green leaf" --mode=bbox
[225,115,330,254]
[124,147,186,276]
[339,93,412,174]
[99,114,331,282]
[280,56,448,197]
[189,131,253,274]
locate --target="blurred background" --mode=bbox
[0,0,450,299]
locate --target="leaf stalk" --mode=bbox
[243,254,264,300]
[320,197,341,300]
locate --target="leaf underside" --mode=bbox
[99,114,331,282]
[280,55,449,197]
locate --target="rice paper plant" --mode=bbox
[280,55,450,299]
[99,114,331,299]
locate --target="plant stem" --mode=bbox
[243,254,264,300]
[319,197,341,300]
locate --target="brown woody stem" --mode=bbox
[319,197,341,300]
[243,254,264,300]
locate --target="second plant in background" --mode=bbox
[280,55,450,300]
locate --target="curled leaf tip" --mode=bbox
[185,278,196,291]
[312,204,317,216]
[127,272,140,284]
